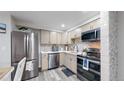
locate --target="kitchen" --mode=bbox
[0,11,121,81]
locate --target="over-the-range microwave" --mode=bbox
[81,28,100,42]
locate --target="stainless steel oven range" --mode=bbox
[77,48,101,81]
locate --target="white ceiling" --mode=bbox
[10,11,100,31]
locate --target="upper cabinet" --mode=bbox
[49,32,62,44]
[70,28,81,39]
[41,30,50,44]
[41,30,62,44]
[69,18,100,43]
[61,32,67,44]
[56,32,62,44]
[61,32,71,44]
[67,32,72,44]
[40,18,100,45]
[81,19,100,32]
[50,32,57,44]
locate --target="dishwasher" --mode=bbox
[48,53,59,69]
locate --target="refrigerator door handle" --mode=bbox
[26,35,29,57]
[24,34,26,56]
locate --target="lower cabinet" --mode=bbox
[41,53,48,71]
[60,53,65,66]
[69,55,77,74]
[63,53,77,74]
[41,52,77,74]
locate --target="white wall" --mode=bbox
[0,12,12,67]
[117,12,124,80]
[100,12,110,80]
[100,11,118,81]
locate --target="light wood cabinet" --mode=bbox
[70,29,81,39]
[41,53,48,71]
[81,19,100,32]
[69,19,100,44]
[61,32,71,44]
[61,32,68,44]
[41,52,77,73]
[41,19,100,44]
[56,32,62,44]
[50,32,57,44]
[70,31,75,39]
[62,53,67,66]
[69,55,77,73]
[67,32,72,44]
[60,53,65,66]
[64,53,77,74]
[41,30,50,44]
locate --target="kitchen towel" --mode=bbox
[83,58,89,71]
[25,61,34,71]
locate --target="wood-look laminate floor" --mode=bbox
[27,67,79,81]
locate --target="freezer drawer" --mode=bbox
[22,59,38,80]
[48,53,59,69]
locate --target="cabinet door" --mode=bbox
[61,32,68,44]
[60,53,64,66]
[56,32,62,44]
[70,55,77,74]
[68,55,72,70]
[64,54,71,70]
[81,19,100,32]
[41,30,50,44]
[41,54,48,71]
[70,30,81,39]
[50,32,57,44]
[91,19,100,29]
[67,32,71,44]
[63,53,68,67]
[70,31,75,39]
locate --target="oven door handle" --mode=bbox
[87,59,100,65]
[77,56,85,60]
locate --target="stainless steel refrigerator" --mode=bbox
[11,31,39,80]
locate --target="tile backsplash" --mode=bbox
[40,45,52,51]
[40,41,100,52]
[40,44,65,52]
[68,41,100,52]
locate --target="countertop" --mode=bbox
[0,67,14,80]
[41,51,82,55]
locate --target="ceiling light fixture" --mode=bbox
[61,24,65,27]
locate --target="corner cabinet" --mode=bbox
[41,30,50,44]
[61,32,71,44]
[63,53,77,74]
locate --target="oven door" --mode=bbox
[77,57,100,81]
[77,63,100,81]
[89,61,100,72]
